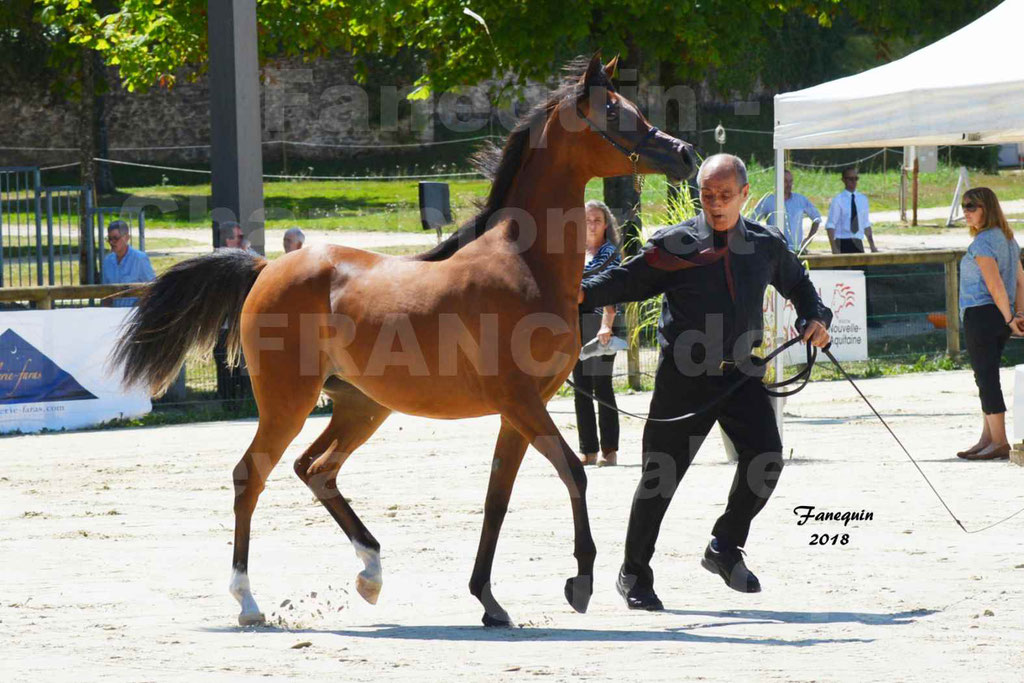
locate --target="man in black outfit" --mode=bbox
[580,154,833,609]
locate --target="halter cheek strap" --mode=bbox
[576,105,661,192]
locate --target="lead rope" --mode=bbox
[568,339,1024,533]
[820,346,1024,534]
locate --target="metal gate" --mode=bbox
[0,167,43,287]
[41,184,91,286]
[0,167,145,290]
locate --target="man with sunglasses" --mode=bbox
[826,167,878,254]
[101,220,155,307]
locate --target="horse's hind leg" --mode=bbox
[293,378,391,605]
[230,359,323,626]
[230,408,314,625]
[469,417,528,627]
[500,393,596,615]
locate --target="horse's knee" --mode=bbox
[565,464,588,499]
[232,458,266,506]
[292,454,312,481]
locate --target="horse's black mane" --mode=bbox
[411,58,606,262]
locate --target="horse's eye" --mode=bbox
[606,101,619,119]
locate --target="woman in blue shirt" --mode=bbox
[574,200,622,466]
[957,188,1024,460]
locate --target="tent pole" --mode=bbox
[773,147,786,442]
[910,145,919,226]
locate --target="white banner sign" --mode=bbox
[0,308,151,433]
[766,269,869,364]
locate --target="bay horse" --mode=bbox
[114,54,695,627]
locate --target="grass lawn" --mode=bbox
[104,164,1024,236]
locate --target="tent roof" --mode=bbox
[774,0,1024,149]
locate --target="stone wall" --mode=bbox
[0,53,430,168]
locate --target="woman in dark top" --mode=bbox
[574,200,622,466]
[956,187,1024,460]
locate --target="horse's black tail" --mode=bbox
[112,249,267,397]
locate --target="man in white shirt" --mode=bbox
[751,169,821,252]
[826,167,878,254]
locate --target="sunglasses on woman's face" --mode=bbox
[962,202,980,212]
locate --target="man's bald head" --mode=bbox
[697,153,750,232]
[697,154,748,189]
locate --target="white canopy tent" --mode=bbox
[773,0,1024,151]
[768,0,1024,434]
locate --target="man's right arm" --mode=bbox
[825,196,840,254]
[581,252,669,309]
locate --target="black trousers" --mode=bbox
[964,304,1011,414]
[836,238,879,323]
[837,238,864,254]
[213,328,252,401]
[622,354,783,590]
[572,312,620,454]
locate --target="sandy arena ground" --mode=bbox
[2,368,1023,681]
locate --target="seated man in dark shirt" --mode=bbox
[580,154,832,610]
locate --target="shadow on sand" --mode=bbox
[201,608,936,647]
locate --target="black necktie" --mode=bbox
[850,193,859,234]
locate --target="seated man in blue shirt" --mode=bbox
[101,220,155,307]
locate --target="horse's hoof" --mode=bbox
[238,610,266,627]
[482,611,513,628]
[356,573,382,605]
[564,575,593,614]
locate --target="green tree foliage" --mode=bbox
[17,0,1006,99]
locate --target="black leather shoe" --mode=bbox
[615,567,664,611]
[701,539,762,593]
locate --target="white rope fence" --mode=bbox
[0,134,503,154]
[92,157,484,181]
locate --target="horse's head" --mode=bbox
[568,54,696,183]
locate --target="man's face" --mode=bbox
[700,171,749,232]
[283,235,302,253]
[842,170,859,192]
[107,229,129,258]
[784,171,793,197]
[225,228,244,249]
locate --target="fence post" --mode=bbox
[626,305,642,391]
[944,256,960,357]
[85,192,95,284]
[33,169,43,286]
[137,208,146,253]
[45,189,55,286]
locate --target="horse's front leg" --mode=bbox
[468,417,528,627]
[500,392,596,614]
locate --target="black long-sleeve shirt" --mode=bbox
[581,215,832,371]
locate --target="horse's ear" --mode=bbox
[603,56,619,81]
[581,52,605,90]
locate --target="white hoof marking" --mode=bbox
[229,569,265,625]
[353,541,382,605]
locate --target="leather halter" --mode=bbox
[576,104,661,192]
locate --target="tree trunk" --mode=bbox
[93,50,115,195]
[603,42,645,390]
[79,47,97,284]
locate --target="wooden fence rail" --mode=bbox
[0,283,137,309]
[2,250,968,360]
[804,248,966,357]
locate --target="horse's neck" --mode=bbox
[502,155,589,296]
